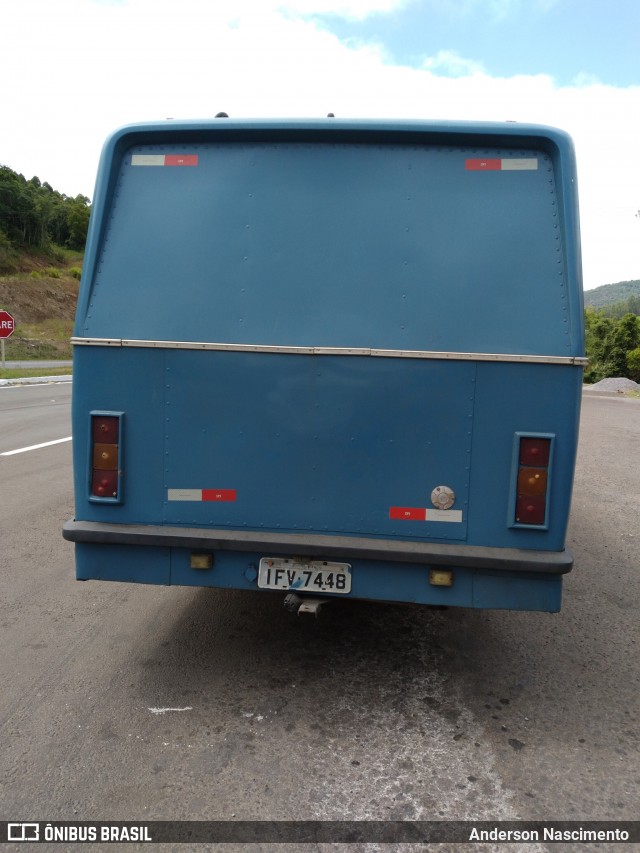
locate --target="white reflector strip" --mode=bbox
[131,154,166,166]
[425,509,463,523]
[501,158,538,170]
[167,489,203,501]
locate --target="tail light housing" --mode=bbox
[89,412,124,503]
[511,433,553,528]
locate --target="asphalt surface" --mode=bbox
[1,360,73,369]
[0,386,638,852]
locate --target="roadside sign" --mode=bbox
[0,310,15,338]
[0,310,15,368]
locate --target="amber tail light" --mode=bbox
[89,412,123,502]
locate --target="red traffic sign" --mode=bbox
[0,310,15,339]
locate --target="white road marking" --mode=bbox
[148,706,193,715]
[1,436,72,456]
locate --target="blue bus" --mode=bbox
[63,118,586,613]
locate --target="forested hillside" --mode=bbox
[0,165,87,362]
[584,280,640,312]
[582,280,640,383]
[0,164,90,273]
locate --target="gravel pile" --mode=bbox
[588,377,640,392]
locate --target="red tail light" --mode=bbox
[89,413,123,502]
[519,437,550,467]
[515,494,546,525]
[92,416,119,444]
[513,435,552,527]
[91,470,119,498]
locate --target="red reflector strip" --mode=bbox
[390,507,427,521]
[164,154,199,167]
[202,489,236,502]
[466,158,501,171]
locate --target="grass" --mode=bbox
[0,245,76,376]
[1,245,79,359]
[0,366,73,380]
[49,246,84,266]
[17,319,74,342]
[2,338,72,360]
[3,321,74,360]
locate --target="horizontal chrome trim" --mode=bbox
[71,337,588,366]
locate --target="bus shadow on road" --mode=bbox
[129,585,477,739]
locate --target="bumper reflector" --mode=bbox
[429,569,453,587]
[190,553,213,570]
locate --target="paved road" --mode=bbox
[0,383,72,454]
[0,389,638,851]
[1,360,73,369]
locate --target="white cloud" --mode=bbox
[417,0,559,22]
[423,50,486,77]
[1,0,638,289]
[571,71,603,87]
[277,0,410,19]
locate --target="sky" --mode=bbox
[2,0,639,290]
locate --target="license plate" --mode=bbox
[258,557,352,594]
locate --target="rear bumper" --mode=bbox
[63,520,573,575]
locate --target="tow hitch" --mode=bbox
[284,593,328,617]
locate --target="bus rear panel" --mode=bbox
[64,119,585,612]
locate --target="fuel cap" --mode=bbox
[431,485,455,510]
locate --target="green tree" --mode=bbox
[609,313,640,377]
[0,164,91,251]
[66,195,91,249]
[584,309,614,382]
[585,309,640,382]
[627,348,640,383]
[34,191,55,248]
[599,293,640,319]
